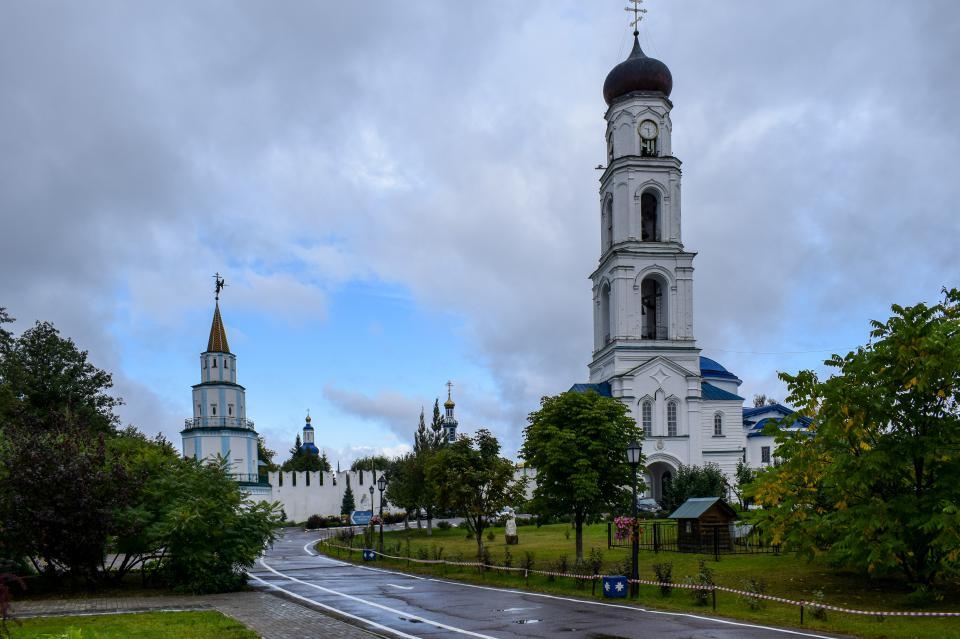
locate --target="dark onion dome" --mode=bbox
[603,34,673,104]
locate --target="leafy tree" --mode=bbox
[280,433,331,472]
[350,455,391,471]
[661,463,728,514]
[158,456,282,593]
[522,390,641,561]
[0,320,121,434]
[257,436,278,472]
[409,406,443,534]
[385,453,421,528]
[427,429,524,560]
[731,459,755,510]
[340,485,356,516]
[430,399,444,446]
[750,289,960,586]
[0,417,131,581]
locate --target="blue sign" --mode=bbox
[602,576,628,598]
[351,510,373,525]
[362,549,377,561]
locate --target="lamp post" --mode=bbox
[368,485,375,543]
[626,439,642,598]
[377,474,388,553]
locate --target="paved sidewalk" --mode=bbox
[12,591,377,639]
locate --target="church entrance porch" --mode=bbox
[645,460,675,505]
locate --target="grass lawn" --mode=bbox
[9,611,258,639]
[321,522,960,639]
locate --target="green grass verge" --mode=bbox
[9,611,258,639]
[320,522,960,639]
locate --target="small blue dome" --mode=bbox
[700,356,739,381]
[303,423,314,431]
[300,442,320,455]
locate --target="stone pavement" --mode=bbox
[12,591,378,639]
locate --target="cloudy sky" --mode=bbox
[2,0,958,465]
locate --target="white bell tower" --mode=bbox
[589,28,700,386]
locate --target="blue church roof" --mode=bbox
[300,442,320,455]
[302,423,314,431]
[699,356,739,381]
[568,382,612,397]
[701,382,744,401]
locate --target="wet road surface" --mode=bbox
[250,528,840,639]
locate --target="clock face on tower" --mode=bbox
[638,119,659,141]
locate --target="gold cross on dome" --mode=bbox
[624,0,647,32]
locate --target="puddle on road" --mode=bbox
[398,617,423,624]
[514,619,542,624]
[497,607,536,612]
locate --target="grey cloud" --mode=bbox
[2,1,958,452]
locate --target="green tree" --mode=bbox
[385,453,421,529]
[158,456,282,593]
[661,463,728,513]
[340,485,356,516]
[257,436,278,473]
[430,399,444,446]
[350,455,391,471]
[0,417,131,580]
[521,390,641,561]
[427,429,524,561]
[750,289,960,587]
[0,319,121,434]
[731,459,755,510]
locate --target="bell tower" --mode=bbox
[589,21,700,386]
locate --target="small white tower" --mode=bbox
[442,381,458,443]
[181,274,262,488]
[300,412,320,456]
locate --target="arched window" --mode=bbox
[667,401,678,436]
[641,400,652,436]
[212,358,217,368]
[279,473,283,487]
[641,192,659,241]
[604,198,613,250]
[606,132,614,163]
[640,277,666,340]
[714,412,723,436]
[600,283,612,345]
[224,359,229,369]
[292,472,297,487]
[305,472,310,486]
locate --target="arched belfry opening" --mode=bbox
[640,276,666,339]
[600,283,612,345]
[641,191,659,241]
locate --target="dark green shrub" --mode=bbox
[740,577,767,610]
[684,560,714,606]
[652,562,673,596]
[436,520,452,530]
[306,514,324,529]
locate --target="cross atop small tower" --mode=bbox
[213,272,227,302]
[446,380,454,400]
[624,0,647,35]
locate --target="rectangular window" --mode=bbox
[642,401,652,437]
[761,446,771,464]
[359,470,364,485]
[714,413,723,436]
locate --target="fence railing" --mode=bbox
[607,520,779,558]
[183,417,256,430]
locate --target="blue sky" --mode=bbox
[2,0,958,465]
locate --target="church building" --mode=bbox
[570,22,791,502]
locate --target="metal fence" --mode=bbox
[607,520,780,558]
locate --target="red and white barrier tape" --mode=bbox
[316,540,960,618]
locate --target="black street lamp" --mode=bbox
[368,485,375,543]
[626,439,642,597]
[377,474,388,553]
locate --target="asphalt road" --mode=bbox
[250,528,840,639]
